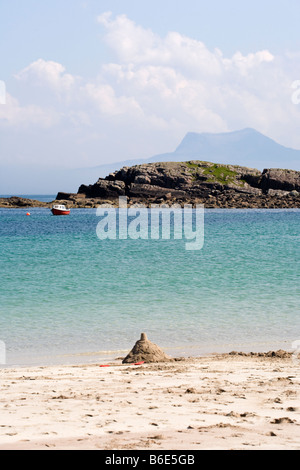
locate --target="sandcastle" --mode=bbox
[122,333,173,364]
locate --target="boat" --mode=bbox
[51,204,70,216]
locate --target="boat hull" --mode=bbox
[51,209,70,216]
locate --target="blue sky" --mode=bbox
[2,0,300,79]
[1,0,300,192]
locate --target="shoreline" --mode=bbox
[2,338,296,369]
[0,351,299,450]
[0,195,300,209]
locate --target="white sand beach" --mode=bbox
[0,353,299,450]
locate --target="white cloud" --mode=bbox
[95,12,287,137]
[15,59,77,93]
[0,92,60,128]
[84,81,143,117]
[224,50,274,75]
[97,12,161,64]
[1,12,300,171]
[97,12,274,78]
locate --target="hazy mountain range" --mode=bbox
[1,128,300,194]
[150,128,300,167]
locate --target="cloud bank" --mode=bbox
[1,12,300,171]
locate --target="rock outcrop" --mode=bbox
[0,197,46,208]
[71,161,299,208]
[1,161,299,209]
[260,169,300,193]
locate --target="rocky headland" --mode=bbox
[1,161,300,209]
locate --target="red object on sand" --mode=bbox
[99,361,145,368]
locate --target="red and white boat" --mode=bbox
[51,204,70,216]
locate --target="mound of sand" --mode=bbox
[122,333,173,364]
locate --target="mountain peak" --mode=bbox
[182,128,262,144]
[149,128,299,171]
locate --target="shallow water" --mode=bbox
[0,207,299,366]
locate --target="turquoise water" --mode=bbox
[0,207,299,366]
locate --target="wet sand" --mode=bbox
[0,353,299,450]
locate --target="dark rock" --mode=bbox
[78,179,126,198]
[56,192,77,200]
[128,183,186,199]
[75,161,300,206]
[2,160,299,209]
[261,168,300,193]
[0,197,44,207]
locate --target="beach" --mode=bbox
[0,353,299,450]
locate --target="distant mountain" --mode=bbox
[2,128,299,194]
[86,128,300,183]
[148,128,300,170]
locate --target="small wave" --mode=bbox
[59,349,130,358]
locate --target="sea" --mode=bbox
[0,196,299,367]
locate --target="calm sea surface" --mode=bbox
[0,206,299,366]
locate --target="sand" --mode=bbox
[0,353,299,450]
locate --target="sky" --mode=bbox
[1,0,300,193]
